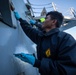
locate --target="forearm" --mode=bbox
[34,58,59,75]
[18,18,40,44]
[34,59,41,68]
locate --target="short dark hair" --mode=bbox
[46,11,64,27]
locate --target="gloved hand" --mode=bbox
[30,19,36,25]
[14,53,35,65]
[14,11,20,20]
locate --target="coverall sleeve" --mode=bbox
[34,34,76,75]
[19,18,41,44]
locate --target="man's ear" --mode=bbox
[52,19,57,25]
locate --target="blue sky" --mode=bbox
[24,0,76,17]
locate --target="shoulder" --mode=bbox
[58,31,71,38]
[58,31,75,41]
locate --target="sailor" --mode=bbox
[14,11,76,75]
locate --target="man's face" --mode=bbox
[42,15,55,29]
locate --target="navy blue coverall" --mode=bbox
[19,18,76,75]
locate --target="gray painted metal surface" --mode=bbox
[0,0,39,75]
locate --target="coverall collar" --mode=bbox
[38,28,60,37]
[44,28,60,36]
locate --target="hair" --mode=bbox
[46,11,64,27]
